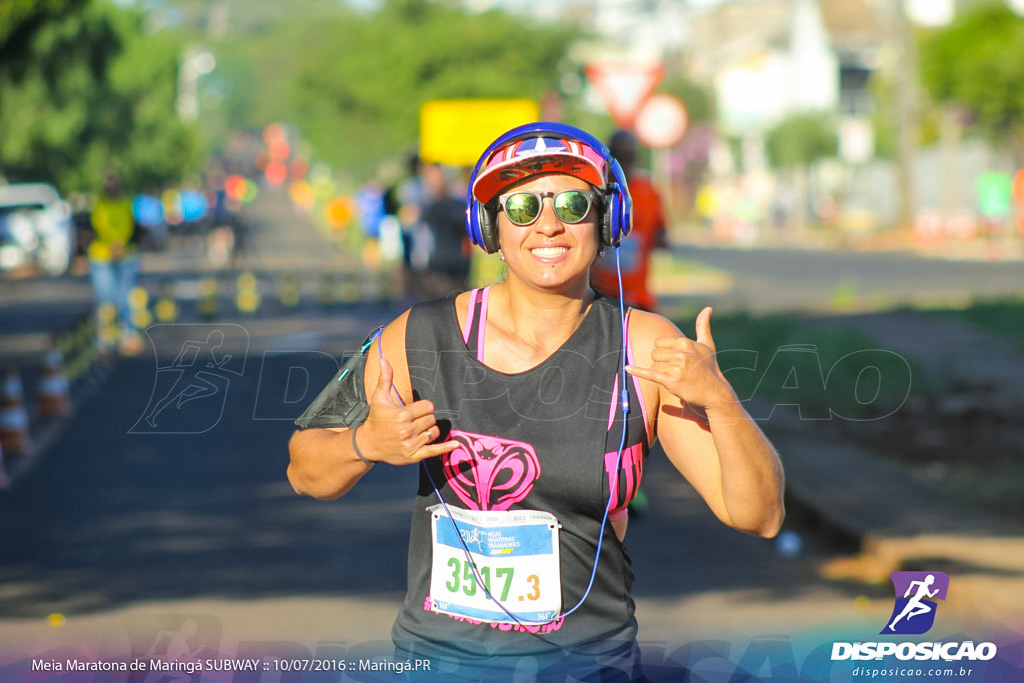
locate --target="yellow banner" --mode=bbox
[420,99,540,167]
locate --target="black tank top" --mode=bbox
[392,289,651,662]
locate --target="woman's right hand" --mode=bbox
[356,358,459,465]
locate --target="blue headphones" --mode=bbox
[465,122,633,254]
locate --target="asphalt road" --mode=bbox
[662,242,1024,315]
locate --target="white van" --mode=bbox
[0,183,76,276]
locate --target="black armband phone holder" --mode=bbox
[293,327,383,430]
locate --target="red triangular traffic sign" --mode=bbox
[584,60,665,129]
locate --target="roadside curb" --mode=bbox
[770,426,1024,625]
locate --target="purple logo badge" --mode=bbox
[881,571,949,635]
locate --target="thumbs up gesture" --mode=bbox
[625,307,734,411]
[355,358,459,465]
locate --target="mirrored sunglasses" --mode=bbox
[497,190,596,226]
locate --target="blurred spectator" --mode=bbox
[89,171,142,355]
[356,182,385,240]
[591,130,668,312]
[132,190,168,251]
[416,163,471,299]
[384,153,431,301]
[203,171,250,269]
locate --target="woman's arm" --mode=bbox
[625,307,785,537]
[287,425,373,500]
[287,312,459,500]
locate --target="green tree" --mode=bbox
[765,112,837,230]
[209,0,577,179]
[919,3,1024,162]
[0,1,199,193]
[299,0,577,175]
[764,112,837,170]
[0,0,89,78]
[106,10,200,191]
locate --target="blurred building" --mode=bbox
[568,0,1003,236]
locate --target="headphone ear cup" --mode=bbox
[600,195,615,247]
[467,200,483,250]
[617,187,633,243]
[603,184,632,247]
[477,202,500,254]
[604,161,633,247]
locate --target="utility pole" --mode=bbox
[893,0,919,230]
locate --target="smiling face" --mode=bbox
[496,173,602,294]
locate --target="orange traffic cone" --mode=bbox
[0,366,33,456]
[36,348,72,418]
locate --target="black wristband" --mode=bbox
[351,425,374,467]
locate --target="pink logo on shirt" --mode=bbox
[604,442,644,515]
[444,431,541,510]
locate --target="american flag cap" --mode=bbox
[471,135,608,204]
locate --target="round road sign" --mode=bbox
[634,94,688,149]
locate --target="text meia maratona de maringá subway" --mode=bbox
[30,658,260,674]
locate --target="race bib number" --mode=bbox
[428,505,561,624]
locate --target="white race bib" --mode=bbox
[428,505,561,624]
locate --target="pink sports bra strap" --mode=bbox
[462,287,489,361]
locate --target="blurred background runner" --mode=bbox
[591,129,668,313]
[87,171,143,356]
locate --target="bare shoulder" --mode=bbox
[363,292,472,401]
[627,308,684,357]
[379,310,411,353]
[622,309,686,433]
[363,310,413,402]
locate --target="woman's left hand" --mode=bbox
[625,306,735,411]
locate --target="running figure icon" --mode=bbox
[143,330,233,428]
[887,573,939,632]
[140,618,203,682]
